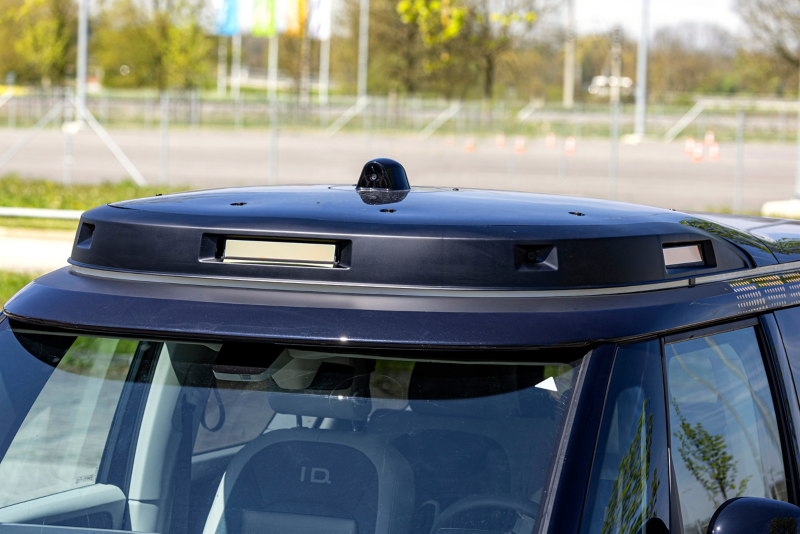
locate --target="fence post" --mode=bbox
[191,88,200,129]
[8,96,15,129]
[608,100,620,200]
[235,94,242,131]
[101,93,109,125]
[160,91,169,185]
[734,109,745,212]
[269,97,278,185]
[63,87,74,185]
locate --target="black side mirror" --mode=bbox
[635,517,668,534]
[707,497,800,534]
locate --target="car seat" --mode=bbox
[202,391,415,534]
[365,363,558,531]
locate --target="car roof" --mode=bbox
[67,185,782,291]
[6,177,800,348]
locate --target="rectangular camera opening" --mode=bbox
[663,243,704,268]
[222,239,338,268]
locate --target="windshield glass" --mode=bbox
[0,320,588,534]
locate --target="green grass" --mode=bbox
[0,174,187,210]
[0,271,35,309]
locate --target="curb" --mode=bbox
[0,207,83,220]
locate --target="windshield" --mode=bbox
[0,319,588,534]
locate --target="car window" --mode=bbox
[0,326,590,534]
[666,326,787,534]
[193,379,276,455]
[0,333,138,508]
[775,306,800,400]
[579,340,670,534]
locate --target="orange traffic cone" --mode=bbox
[692,143,704,163]
[685,137,696,157]
[565,136,576,156]
[709,142,720,162]
[514,136,526,154]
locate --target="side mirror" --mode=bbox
[708,497,800,534]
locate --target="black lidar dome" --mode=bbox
[356,158,410,191]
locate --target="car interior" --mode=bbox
[0,327,586,534]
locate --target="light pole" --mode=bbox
[562,0,575,109]
[76,0,88,109]
[609,27,622,200]
[231,34,242,99]
[357,0,370,100]
[217,38,228,96]
[634,0,650,138]
[269,34,279,185]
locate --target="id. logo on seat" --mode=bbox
[300,466,331,484]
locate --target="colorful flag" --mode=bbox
[284,0,306,36]
[215,0,239,35]
[307,0,332,40]
[252,0,276,36]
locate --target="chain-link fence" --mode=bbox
[2,88,798,143]
[0,87,798,215]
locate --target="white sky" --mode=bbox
[573,0,743,37]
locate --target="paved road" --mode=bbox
[0,227,73,274]
[0,127,797,212]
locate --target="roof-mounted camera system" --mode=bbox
[356,158,410,205]
[357,158,409,191]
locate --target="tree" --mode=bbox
[397,0,549,99]
[769,517,799,534]
[648,24,738,96]
[462,0,539,99]
[6,0,76,85]
[673,400,750,507]
[601,398,661,534]
[735,0,800,68]
[92,0,213,89]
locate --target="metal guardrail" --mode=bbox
[0,207,83,220]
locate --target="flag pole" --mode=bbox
[217,37,228,96]
[269,33,279,184]
[317,0,332,127]
[319,35,330,127]
[231,34,242,99]
[357,0,369,100]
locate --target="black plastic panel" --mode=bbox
[67,187,770,290]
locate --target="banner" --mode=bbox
[252,0,276,36]
[284,0,307,36]
[307,0,332,40]
[215,0,296,37]
[215,0,239,36]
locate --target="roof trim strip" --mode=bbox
[67,259,800,298]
